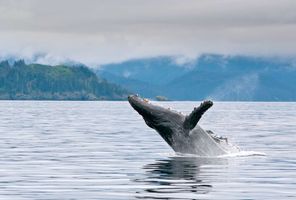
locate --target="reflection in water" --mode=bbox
[134,156,228,199]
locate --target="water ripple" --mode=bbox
[0,101,295,199]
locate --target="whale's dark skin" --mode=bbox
[128,95,238,156]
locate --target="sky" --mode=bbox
[0,0,296,65]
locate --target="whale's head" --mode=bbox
[128,95,213,147]
[128,95,185,145]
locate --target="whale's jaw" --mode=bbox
[128,95,236,156]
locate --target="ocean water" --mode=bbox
[0,101,295,200]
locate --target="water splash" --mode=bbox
[220,151,266,157]
[164,149,266,158]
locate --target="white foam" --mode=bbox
[160,150,266,158]
[219,151,266,158]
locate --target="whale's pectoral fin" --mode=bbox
[183,100,213,130]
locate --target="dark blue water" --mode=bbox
[0,101,295,199]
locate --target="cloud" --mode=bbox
[0,0,296,65]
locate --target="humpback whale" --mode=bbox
[128,95,239,156]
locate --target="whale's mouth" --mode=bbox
[128,95,150,109]
[128,95,181,114]
[128,95,174,116]
[127,95,156,117]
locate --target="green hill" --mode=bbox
[0,60,129,100]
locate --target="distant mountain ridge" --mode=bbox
[97,54,296,101]
[2,54,296,101]
[0,60,129,100]
[96,56,192,98]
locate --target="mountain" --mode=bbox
[96,56,191,97]
[0,60,129,100]
[97,54,296,101]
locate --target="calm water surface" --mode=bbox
[0,101,295,199]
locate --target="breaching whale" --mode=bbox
[128,95,239,156]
